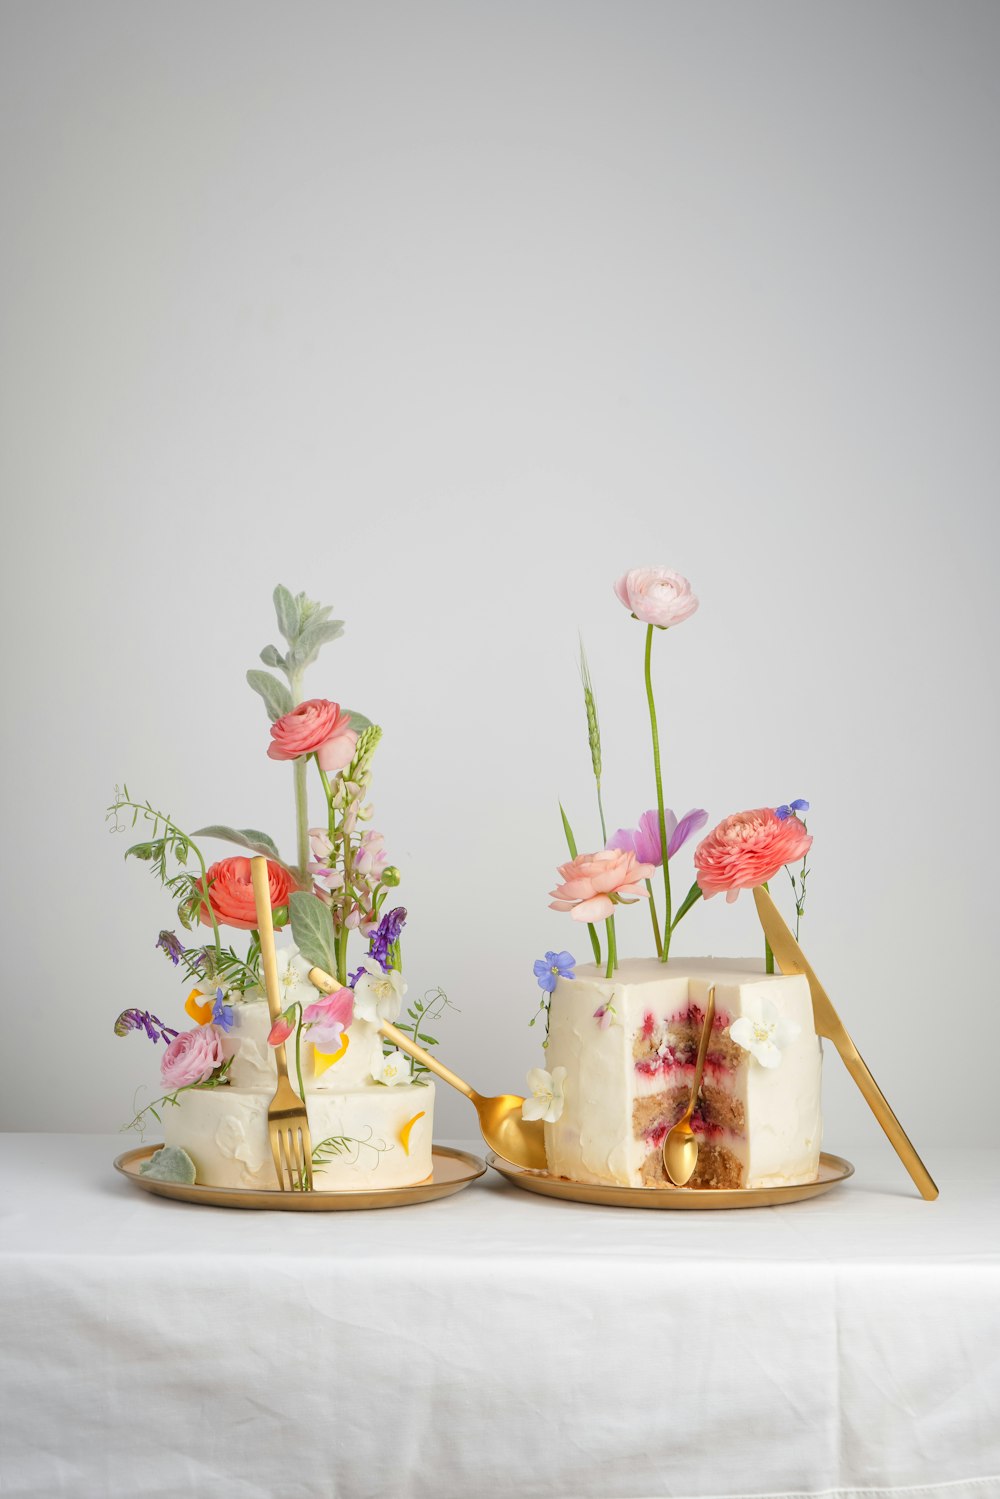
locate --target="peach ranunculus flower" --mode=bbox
[196,856,296,930]
[267,698,359,774]
[613,568,699,628]
[693,808,812,903]
[549,848,655,924]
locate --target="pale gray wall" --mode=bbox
[2,2,997,1170]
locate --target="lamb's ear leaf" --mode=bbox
[289,892,338,975]
[247,670,294,722]
[273,585,301,645]
[345,709,372,732]
[192,826,283,862]
[286,616,345,672]
[259,644,286,670]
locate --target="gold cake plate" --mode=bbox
[487,1151,854,1209]
[115,1143,486,1211]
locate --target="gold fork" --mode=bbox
[250,856,313,1192]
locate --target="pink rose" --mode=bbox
[197,856,295,931]
[549,848,655,924]
[613,568,699,628]
[267,699,359,774]
[694,808,813,903]
[302,988,355,1053]
[161,1024,226,1089]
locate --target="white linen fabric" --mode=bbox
[0,1134,997,1499]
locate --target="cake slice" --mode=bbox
[543,958,822,1188]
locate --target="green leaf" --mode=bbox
[192,825,284,862]
[670,881,703,931]
[273,585,301,644]
[259,644,286,670]
[289,892,338,975]
[287,616,345,672]
[345,709,372,732]
[247,669,294,721]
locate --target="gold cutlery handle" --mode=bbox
[307,965,478,1102]
[836,1040,939,1200]
[250,856,290,1084]
[685,986,715,1120]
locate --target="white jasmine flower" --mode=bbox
[730,999,800,1069]
[353,958,406,1024]
[371,1050,413,1087]
[275,947,320,1012]
[522,1066,567,1124]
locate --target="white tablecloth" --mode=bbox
[0,1134,997,1499]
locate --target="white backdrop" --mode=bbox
[1,1,997,1167]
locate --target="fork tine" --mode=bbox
[277,1127,294,1192]
[269,1126,286,1192]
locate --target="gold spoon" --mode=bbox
[307,966,547,1170]
[662,986,716,1187]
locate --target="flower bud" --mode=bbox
[382,866,401,887]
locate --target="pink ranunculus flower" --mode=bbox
[694,807,813,903]
[267,699,359,774]
[549,848,655,924]
[613,568,699,628]
[607,806,709,866]
[161,1024,226,1089]
[302,988,355,1053]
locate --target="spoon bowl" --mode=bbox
[662,986,716,1187]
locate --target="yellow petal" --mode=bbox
[313,1032,350,1076]
[184,990,213,1026]
[398,1111,426,1156]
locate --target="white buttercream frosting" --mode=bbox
[542,957,822,1188]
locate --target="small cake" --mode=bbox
[162,998,435,1190]
[542,958,821,1189]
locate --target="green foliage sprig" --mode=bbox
[107,788,223,954]
[122,1059,233,1138]
[391,987,457,1081]
[311,1128,390,1171]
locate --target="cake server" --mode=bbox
[307,965,547,1170]
[752,885,938,1201]
[662,986,716,1187]
[250,856,314,1192]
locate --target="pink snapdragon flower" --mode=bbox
[160,1024,226,1089]
[613,568,699,628]
[549,848,655,924]
[607,807,708,867]
[694,807,813,903]
[302,988,355,1053]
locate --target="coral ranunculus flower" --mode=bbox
[613,567,699,628]
[267,699,358,774]
[693,808,812,903]
[196,856,296,930]
[549,848,655,924]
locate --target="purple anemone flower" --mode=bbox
[607,807,708,866]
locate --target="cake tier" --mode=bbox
[222,998,383,1092]
[543,958,822,1189]
[163,1080,435,1190]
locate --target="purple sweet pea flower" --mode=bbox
[607,807,708,866]
[533,951,576,994]
[114,1008,179,1043]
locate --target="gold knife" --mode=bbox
[753,885,938,1201]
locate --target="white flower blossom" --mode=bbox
[371,1049,413,1087]
[522,1066,567,1124]
[273,947,319,1012]
[729,999,800,1069]
[353,958,406,1024]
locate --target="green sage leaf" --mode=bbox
[247,669,294,721]
[192,825,284,862]
[289,891,338,975]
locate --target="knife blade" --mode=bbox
[753,885,938,1201]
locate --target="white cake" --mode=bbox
[163,999,435,1189]
[543,958,822,1189]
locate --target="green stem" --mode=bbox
[290,670,309,883]
[644,625,671,960]
[763,880,775,974]
[596,780,608,845]
[293,1002,307,1107]
[645,879,663,958]
[604,914,617,979]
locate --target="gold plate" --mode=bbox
[115,1144,486,1211]
[487,1151,854,1209]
